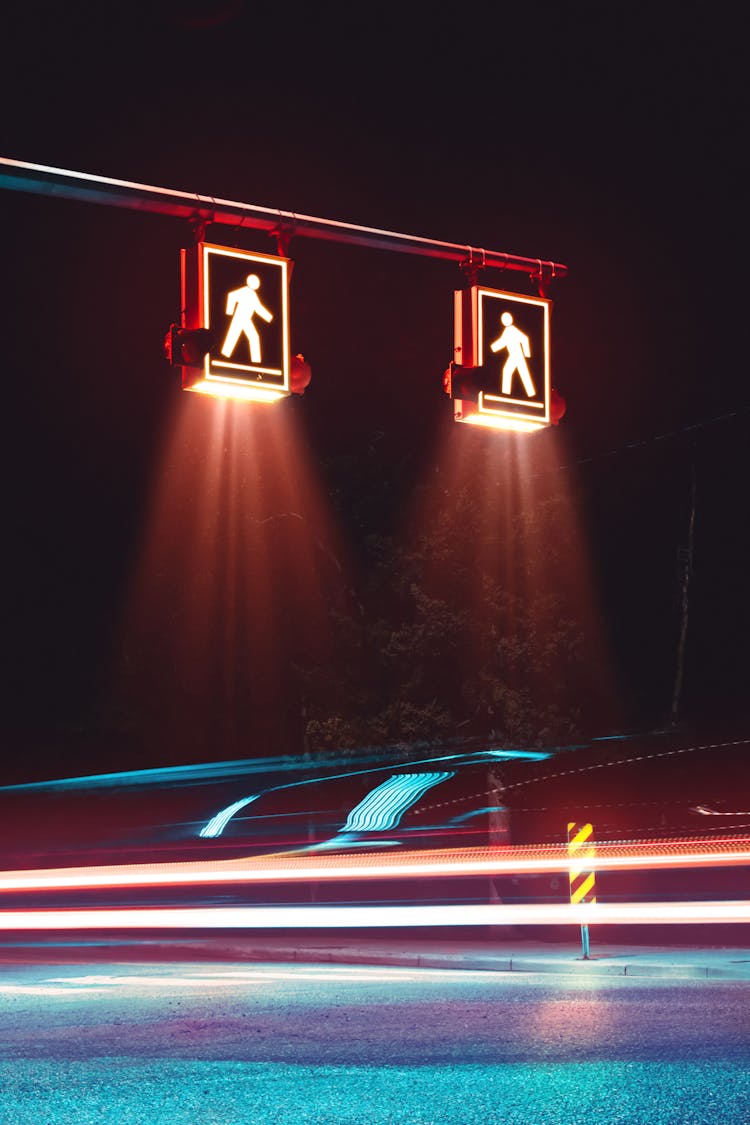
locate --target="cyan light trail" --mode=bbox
[199,794,262,839]
[0,757,338,792]
[198,749,547,839]
[342,773,453,833]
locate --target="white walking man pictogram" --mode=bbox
[220,274,273,363]
[489,311,536,397]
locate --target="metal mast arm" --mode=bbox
[0,157,567,279]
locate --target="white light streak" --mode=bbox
[1,901,750,930]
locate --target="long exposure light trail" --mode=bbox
[1,837,750,893]
[1,901,749,930]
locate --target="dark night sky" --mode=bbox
[1,3,748,779]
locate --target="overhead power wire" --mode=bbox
[573,406,750,471]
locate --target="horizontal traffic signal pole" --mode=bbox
[0,157,567,278]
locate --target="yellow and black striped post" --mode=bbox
[567,821,596,959]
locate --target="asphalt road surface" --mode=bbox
[1,961,749,1124]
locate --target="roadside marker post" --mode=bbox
[567,821,597,959]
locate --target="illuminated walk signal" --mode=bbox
[451,286,551,431]
[176,242,291,402]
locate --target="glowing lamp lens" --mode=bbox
[462,415,545,433]
[186,380,286,403]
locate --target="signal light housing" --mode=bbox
[443,362,492,403]
[165,326,312,400]
[290,353,312,396]
[164,325,215,369]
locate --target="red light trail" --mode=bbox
[1,835,749,893]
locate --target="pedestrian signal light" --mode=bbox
[451,286,551,431]
[176,242,292,402]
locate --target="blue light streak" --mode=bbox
[0,746,549,793]
[447,806,506,825]
[199,794,262,839]
[0,758,308,792]
[196,750,552,839]
[483,750,551,761]
[343,773,454,833]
